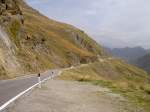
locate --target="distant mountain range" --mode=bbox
[134,53,150,72]
[104,46,150,72]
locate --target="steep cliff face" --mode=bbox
[0,0,105,79]
[0,0,24,79]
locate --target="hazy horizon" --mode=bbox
[26,0,150,49]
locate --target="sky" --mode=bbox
[26,0,150,49]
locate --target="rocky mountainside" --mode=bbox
[0,0,105,79]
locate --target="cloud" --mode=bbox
[85,10,97,15]
[26,0,49,4]
[26,0,150,49]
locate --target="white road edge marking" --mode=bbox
[0,71,62,112]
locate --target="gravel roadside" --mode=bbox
[3,80,140,112]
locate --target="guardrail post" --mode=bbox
[51,71,53,80]
[38,73,41,88]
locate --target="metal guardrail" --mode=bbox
[0,70,62,112]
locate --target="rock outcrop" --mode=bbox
[0,0,23,25]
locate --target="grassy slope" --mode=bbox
[17,1,104,69]
[58,58,150,112]
[22,1,103,55]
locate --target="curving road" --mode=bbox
[0,69,59,108]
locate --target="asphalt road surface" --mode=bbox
[0,69,59,107]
